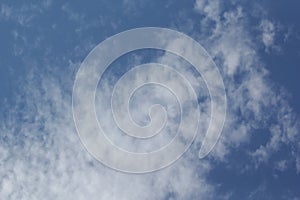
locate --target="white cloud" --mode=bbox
[0,4,12,19]
[194,0,221,22]
[0,3,49,27]
[259,19,282,53]
[194,0,300,170]
[260,19,275,48]
[0,63,218,199]
[1,0,300,199]
[276,160,288,171]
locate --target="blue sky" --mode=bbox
[0,0,300,199]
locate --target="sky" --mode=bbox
[0,0,300,199]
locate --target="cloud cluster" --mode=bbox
[194,0,300,171]
[0,0,299,199]
[0,64,217,199]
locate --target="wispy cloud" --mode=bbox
[193,0,300,172]
[260,19,281,53]
[0,0,299,199]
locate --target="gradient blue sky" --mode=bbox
[0,0,300,199]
